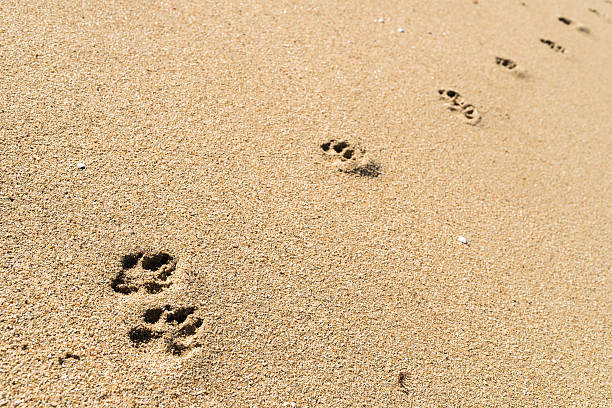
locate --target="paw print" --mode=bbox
[111,250,176,295]
[438,89,482,126]
[493,57,529,79]
[495,57,518,70]
[540,38,565,53]
[558,16,591,34]
[129,305,203,356]
[320,139,381,177]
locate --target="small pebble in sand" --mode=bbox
[77,163,86,170]
[458,236,467,244]
[378,18,385,23]
[398,28,405,33]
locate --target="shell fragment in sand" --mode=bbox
[77,162,86,170]
[458,236,468,244]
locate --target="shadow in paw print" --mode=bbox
[438,89,482,126]
[58,353,81,366]
[398,370,411,395]
[320,140,381,178]
[129,305,203,356]
[111,250,176,295]
[129,326,162,345]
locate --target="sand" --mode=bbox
[0,0,611,406]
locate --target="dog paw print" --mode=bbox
[438,89,482,126]
[540,38,565,53]
[111,250,176,295]
[320,140,381,177]
[129,305,203,356]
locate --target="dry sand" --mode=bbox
[1,0,611,406]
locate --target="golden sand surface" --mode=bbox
[1,0,611,406]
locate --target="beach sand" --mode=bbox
[1,0,610,406]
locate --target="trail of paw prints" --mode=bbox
[111,250,176,295]
[540,38,565,53]
[558,16,591,34]
[437,89,482,126]
[129,305,204,356]
[320,139,381,177]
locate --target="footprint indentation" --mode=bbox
[495,57,517,70]
[589,7,612,24]
[58,353,81,365]
[540,38,565,53]
[129,305,203,356]
[111,250,176,295]
[577,25,591,34]
[438,89,482,126]
[558,16,591,33]
[398,370,411,395]
[320,140,381,177]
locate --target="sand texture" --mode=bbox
[1,0,611,406]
